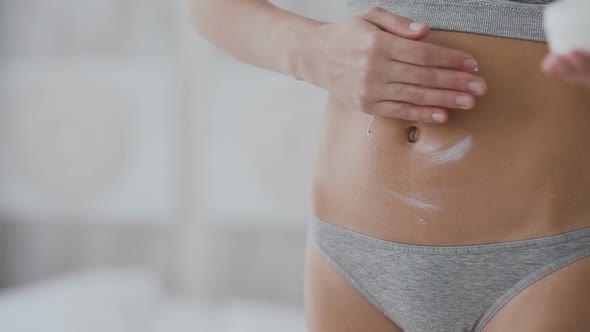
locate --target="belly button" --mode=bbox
[407,126,419,143]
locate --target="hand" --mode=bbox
[541,50,590,89]
[304,7,487,124]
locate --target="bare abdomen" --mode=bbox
[311,30,590,245]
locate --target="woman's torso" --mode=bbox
[312,29,590,245]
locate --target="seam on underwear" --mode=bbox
[309,233,390,316]
[313,217,590,255]
[471,245,590,332]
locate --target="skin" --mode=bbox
[190,1,590,331]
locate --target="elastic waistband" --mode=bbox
[348,0,547,42]
[310,217,590,254]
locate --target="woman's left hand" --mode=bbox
[541,50,590,89]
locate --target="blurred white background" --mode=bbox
[0,0,350,331]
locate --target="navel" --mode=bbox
[407,125,419,143]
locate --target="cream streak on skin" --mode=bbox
[386,190,442,212]
[415,135,473,164]
[366,116,375,136]
[414,141,443,154]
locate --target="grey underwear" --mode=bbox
[309,216,590,332]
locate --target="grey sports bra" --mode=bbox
[348,0,555,42]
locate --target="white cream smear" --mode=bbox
[382,136,474,214]
[386,190,443,212]
[366,120,471,214]
[366,116,375,136]
[414,141,443,154]
[415,135,473,164]
[415,216,427,224]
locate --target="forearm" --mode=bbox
[189,0,325,80]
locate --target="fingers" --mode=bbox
[542,53,577,76]
[371,101,448,123]
[541,53,560,75]
[541,50,590,88]
[375,83,477,110]
[358,7,478,70]
[570,50,590,72]
[353,48,486,123]
[384,62,487,95]
[388,37,480,71]
[358,7,477,71]
[354,84,457,123]
[350,6,485,123]
[359,7,430,41]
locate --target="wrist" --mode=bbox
[285,19,328,83]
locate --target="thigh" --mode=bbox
[482,255,590,332]
[303,237,404,332]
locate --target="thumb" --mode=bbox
[360,7,429,40]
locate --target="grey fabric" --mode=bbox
[309,216,590,332]
[347,0,555,42]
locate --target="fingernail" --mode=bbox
[409,22,426,32]
[541,55,556,72]
[455,95,473,109]
[468,81,486,95]
[432,113,446,123]
[464,59,479,72]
